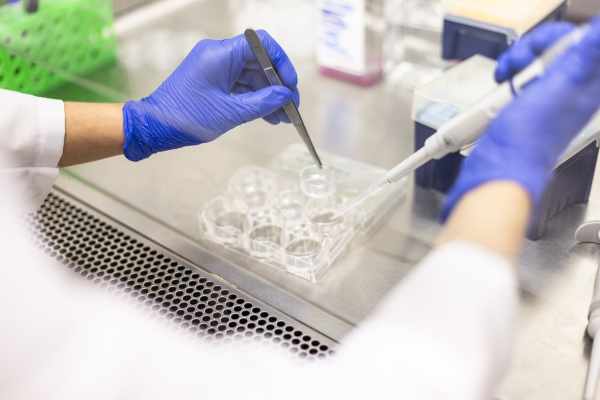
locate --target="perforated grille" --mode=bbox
[22,191,336,360]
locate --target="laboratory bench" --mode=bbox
[31,0,600,398]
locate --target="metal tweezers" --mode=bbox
[244,28,323,169]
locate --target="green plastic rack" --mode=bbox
[0,0,117,95]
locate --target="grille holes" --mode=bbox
[24,193,334,359]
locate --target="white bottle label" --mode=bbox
[316,0,366,75]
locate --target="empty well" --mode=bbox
[299,166,335,199]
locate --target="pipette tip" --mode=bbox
[332,190,373,220]
[331,175,392,220]
[331,205,351,221]
[331,197,362,220]
[330,208,349,221]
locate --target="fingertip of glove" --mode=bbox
[565,21,600,71]
[262,113,281,125]
[292,87,300,108]
[494,53,510,83]
[584,17,600,45]
[529,22,576,53]
[268,85,294,102]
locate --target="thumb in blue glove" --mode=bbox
[122,30,300,162]
[441,17,600,221]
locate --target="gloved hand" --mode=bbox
[442,18,600,220]
[122,30,300,162]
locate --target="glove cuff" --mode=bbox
[122,100,155,162]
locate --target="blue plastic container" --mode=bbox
[442,0,568,61]
[527,141,599,240]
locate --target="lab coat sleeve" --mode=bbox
[0,89,65,212]
[331,240,518,400]
[128,240,519,400]
[0,221,518,400]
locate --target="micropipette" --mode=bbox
[585,274,600,400]
[244,28,323,169]
[575,222,600,400]
[332,26,588,220]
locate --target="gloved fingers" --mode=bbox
[237,68,300,107]
[231,80,291,124]
[234,85,294,124]
[541,18,600,98]
[486,18,600,166]
[273,87,300,123]
[241,30,299,92]
[243,59,265,71]
[235,68,299,122]
[231,82,252,95]
[273,107,291,124]
[242,60,299,109]
[236,69,272,92]
[263,112,282,125]
[557,17,600,84]
[291,86,300,108]
[495,22,576,83]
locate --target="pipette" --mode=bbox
[575,222,600,400]
[585,276,600,400]
[332,26,588,220]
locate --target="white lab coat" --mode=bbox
[0,88,518,400]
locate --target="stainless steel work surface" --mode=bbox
[48,0,600,398]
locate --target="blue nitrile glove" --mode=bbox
[441,18,600,220]
[122,30,300,161]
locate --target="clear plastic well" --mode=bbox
[199,144,407,283]
[300,165,336,198]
